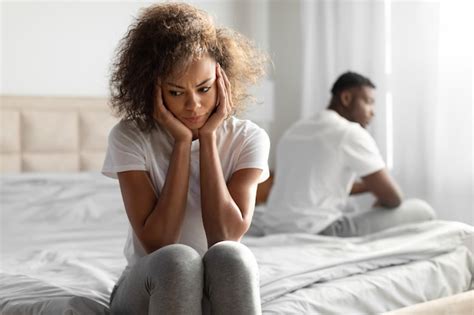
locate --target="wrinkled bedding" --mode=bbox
[1,173,473,314]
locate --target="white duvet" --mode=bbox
[1,173,473,314]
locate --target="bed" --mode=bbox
[1,95,473,314]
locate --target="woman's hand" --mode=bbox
[199,64,232,138]
[153,83,193,143]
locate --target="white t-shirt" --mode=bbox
[263,109,385,234]
[102,116,270,268]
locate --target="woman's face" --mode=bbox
[161,55,218,131]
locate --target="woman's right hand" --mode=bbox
[153,84,193,143]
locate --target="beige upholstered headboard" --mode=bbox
[0,95,118,173]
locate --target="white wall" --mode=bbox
[1,1,249,96]
[3,2,131,96]
[1,0,292,166]
[267,0,302,166]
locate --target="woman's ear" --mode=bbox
[340,90,353,107]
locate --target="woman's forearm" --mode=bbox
[199,133,245,246]
[142,140,191,250]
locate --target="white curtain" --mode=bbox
[300,0,388,159]
[300,0,473,224]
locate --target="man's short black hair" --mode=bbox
[330,71,376,96]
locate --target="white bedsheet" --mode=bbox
[1,173,473,314]
[262,247,473,314]
[244,221,474,304]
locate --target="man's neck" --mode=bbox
[327,103,351,122]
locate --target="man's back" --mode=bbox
[258,72,433,237]
[263,109,385,234]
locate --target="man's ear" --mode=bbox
[340,90,353,107]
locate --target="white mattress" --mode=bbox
[1,173,473,314]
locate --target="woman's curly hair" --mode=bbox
[109,2,268,132]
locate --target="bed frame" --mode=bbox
[1,95,472,314]
[385,289,473,315]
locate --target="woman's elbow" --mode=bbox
[206,220,248,247]
[137,228,180,254]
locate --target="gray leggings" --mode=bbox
[320,198,436,237]
[109,241,261,315]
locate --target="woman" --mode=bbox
[102,3,270,314]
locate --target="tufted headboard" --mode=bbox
[0,95,118,173]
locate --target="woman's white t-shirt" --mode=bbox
[102,116,270,268]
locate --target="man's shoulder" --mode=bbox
[341,121,380,153]
[317,110,372,140]
[321,109,361,130]
[284,110,351,137]
[344,120,374,139]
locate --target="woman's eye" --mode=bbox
[200,87,211,93]
[170,91,183,96]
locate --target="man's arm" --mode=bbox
[350,181,369,195]
[361,168,403,208]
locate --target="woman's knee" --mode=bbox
[203,242,261,314]
[109,245,203,314]
[203,241,258,273]
[146,244,203,280]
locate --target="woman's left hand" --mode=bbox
[199,63,232,137]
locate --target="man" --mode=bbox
[262,71,435,236]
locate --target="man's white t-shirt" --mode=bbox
[102,116,270,269]
[263,109,385,234]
